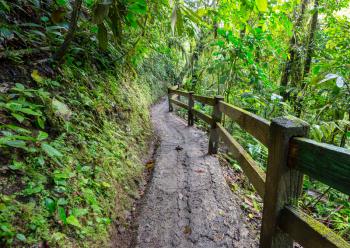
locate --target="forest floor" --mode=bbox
[123,98,260,248]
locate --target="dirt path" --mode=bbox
[135,99,259,248]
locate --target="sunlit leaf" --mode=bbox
[31,70,44,84]
[255,0,267,12]
[66,215,81,228]
[37,131,48,141]
[336,77,344,88]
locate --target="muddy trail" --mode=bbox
[133,99,259,248]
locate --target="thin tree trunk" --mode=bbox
[303,0,319,78]
[190,35,205,91]
[295,0,319,117]
[53,0,83,62]
[280,0,309,98]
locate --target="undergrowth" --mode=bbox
[0,60,169,246]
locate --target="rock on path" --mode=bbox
[135,99,258,248]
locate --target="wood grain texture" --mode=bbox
[208,96,224,154]
[170,89,190,98]
[217,123,266,197]
[218,101,270,147]
[170,99,189,109]
[188,92,194,126]
[260,117,309,248]
[289,137,350,195]
[192,109,212,124]
[279,206,350,248]
[167,87,174,112]
[193,95,215,106]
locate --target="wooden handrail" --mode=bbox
[279,206,350,248]
[218,101,270,147]
[289,137,350,195]
[170,98,188,110]
[193,94,215,106]
[217,123,266,197]
[192,109,212,124]
[167,87,350,248]
[170,89,190,97]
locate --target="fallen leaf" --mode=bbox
[145,161,154,170]
[183,225,191,234]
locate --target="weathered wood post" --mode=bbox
[208,96,224,154]
[188,91,194,126]
[167,87,173,112]
[260,117,309,248]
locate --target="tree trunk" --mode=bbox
[190,35,205,91]
[295,0,319,117]
[280,0,309,99]
[53,0,83,62]
[303,0,319,78]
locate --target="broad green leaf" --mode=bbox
[128,0,147,15]
[37,131,48,141]
[72,208,88,217]
[4,140,27,149]
[37,117,45,129]
[6,125,31,134]
[58,207,67,223]
[84,0,94,7]
[45,198,56,214]
[18,108,41,116]
[11,113,25,123]
[255,0,267,12]
[56,0,68,6]
[16,233,26,242]
[66,215,81,228]
[14,83,25,91]
[9,161,24,170]
[41,143,63,157]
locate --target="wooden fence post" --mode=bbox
[260,117,309,248]
[208,96,224,154]
[167,87,173,112]
[188,91,194,126]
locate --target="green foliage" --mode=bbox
[0,1,172,246]
[169,0,350,241]
[1,0,350,245]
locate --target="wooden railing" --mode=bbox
[167,86,350,248]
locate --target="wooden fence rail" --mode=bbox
[167,87,350,248]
